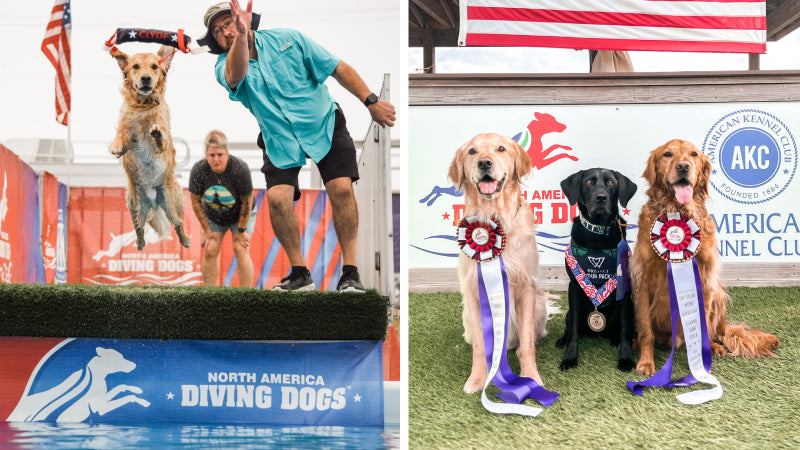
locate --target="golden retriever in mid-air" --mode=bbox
[449,133,549,393]
[631,139,779,376]
[109,45,190,251]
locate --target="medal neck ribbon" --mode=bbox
[565,238,631,308]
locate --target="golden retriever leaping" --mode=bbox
[109,45,190,251]
[449,133,549,393]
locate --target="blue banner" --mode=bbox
[6,339,383,426]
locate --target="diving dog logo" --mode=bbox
[7,347,150,422]
[92,225,171,261]
[703,109,798,204]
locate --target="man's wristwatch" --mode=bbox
[363,93,378,107]
[238,227,247,233]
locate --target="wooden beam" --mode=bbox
[437,0,456,28]
[409,71,800,105]
[423,28,436,73]
[767,0,800,41]
[411,0,451,28]
[749,53,760,70]
[409,3,425,29]
[409,263,800,292]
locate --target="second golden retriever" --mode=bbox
[449,133,548,393]
[109,45,190,251]
[631,139,779,376]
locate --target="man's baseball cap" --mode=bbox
[197,2,261,55]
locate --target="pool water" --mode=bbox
[0,422,400,449]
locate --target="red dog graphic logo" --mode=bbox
[516,112,577,170]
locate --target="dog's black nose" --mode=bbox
[141,75,152,85]
[676,161,690,173]
[477,159,493,170]
[596,193,608,203]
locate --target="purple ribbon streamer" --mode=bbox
[627,259,712,395]
[477,258,560,407]
[616,239,631,300]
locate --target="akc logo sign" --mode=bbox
[702,109,797,204]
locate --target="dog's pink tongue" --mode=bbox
[673,184,693,205]
[479,180,498,195]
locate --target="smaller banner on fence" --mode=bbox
[68,187,343,289]
[0,337,383,426]
[40,172,59,284]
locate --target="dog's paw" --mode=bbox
[136,236,146,251]
[176,225,191,248]
[559,343,578,371]
[617,357,635,372]
[635,361,656,376]
[463,376,486,394]
[559,356,578,371]
[618,344,635,372]
[555,333,567,348]
[711,341,727,357]
[109,144,128,158]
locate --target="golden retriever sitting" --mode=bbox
[109,45,190,251]
[631,139,779,376]
[449,133,548,393]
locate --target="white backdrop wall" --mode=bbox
[409,102,800,268]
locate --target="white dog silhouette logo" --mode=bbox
[7,347,151,422]
[92,225,171,261]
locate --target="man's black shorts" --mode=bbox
[259,106,359,201]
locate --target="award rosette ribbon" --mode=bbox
[457,216,559,417]
[626,212,723,405]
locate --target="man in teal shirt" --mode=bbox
[198,0,396,292]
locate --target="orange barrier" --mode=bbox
[383,325,400,381]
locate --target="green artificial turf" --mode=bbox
[409,287,800,449]
[0,284,388,341]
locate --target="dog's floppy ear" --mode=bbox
[157,45,175,72]
[111,48,129,74]
[642,143,662,186]
[560,170,585,205]
[448,143,466,190]
[696,151,712,200]
[613,170,638,207]
[511,139,532,182]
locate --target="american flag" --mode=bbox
[41,0,71,126]
[458,0,766,54]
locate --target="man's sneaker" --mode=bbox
[273,270,315,291]
[337,269,365,293]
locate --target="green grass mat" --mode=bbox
[410,287,800,449]
[0,284,388,341]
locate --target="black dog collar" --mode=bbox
[579,214,610,236]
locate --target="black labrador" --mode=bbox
[556,168,637,371]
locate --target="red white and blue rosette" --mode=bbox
[650,212,702,262]
[457,216,505,262]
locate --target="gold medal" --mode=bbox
[588,308,606,332]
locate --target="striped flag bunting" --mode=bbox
[458,0,767,54]
[41,0,72,125]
